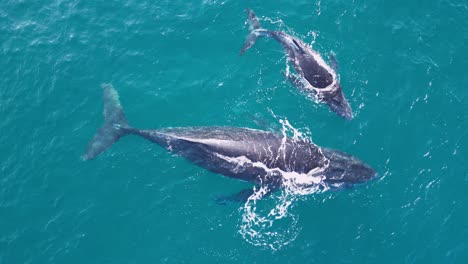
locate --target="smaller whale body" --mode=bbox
[83,85,375,201]
[240,9,353,120]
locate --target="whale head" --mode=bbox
[320,148,376,185]
[322,84,353,120]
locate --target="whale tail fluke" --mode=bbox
[82,84,130,161]
[240,9,266,55]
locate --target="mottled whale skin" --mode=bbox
[241,9,353,120]
[83,85,375,196]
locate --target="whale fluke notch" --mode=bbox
[82,84,129,160]
[215,189,255,205]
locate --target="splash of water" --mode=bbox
[239,185,301,250]
[230,117,330,250]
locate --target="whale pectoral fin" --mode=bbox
[281,71,313,94]
[285,55,304,76]
[244,112,281,132]
[282,70,301,87]
[215,188,255,205]
[214,184,280,205]
[329,52,338,71]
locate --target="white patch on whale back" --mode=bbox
[214,153,327,187]
[178,137,228,146]
[170,128,265,147]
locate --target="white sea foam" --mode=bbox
[217,117,330,250]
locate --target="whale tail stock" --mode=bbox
[240,8,267,55]
[82,84,131,161]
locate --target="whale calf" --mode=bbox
[83,85,375,199]
[240,9,353,120]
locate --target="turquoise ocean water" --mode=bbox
[1,0,468,262]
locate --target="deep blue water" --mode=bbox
[1,0,468,263]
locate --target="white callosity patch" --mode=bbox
[215,118,330,250]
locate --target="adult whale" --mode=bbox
[83,85,375,199]
[240,9,353,120]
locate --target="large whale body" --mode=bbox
[240,9,353,120]
[83,85,375,196]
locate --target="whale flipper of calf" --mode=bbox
[83,85,375,199]
[240,9,354,120]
